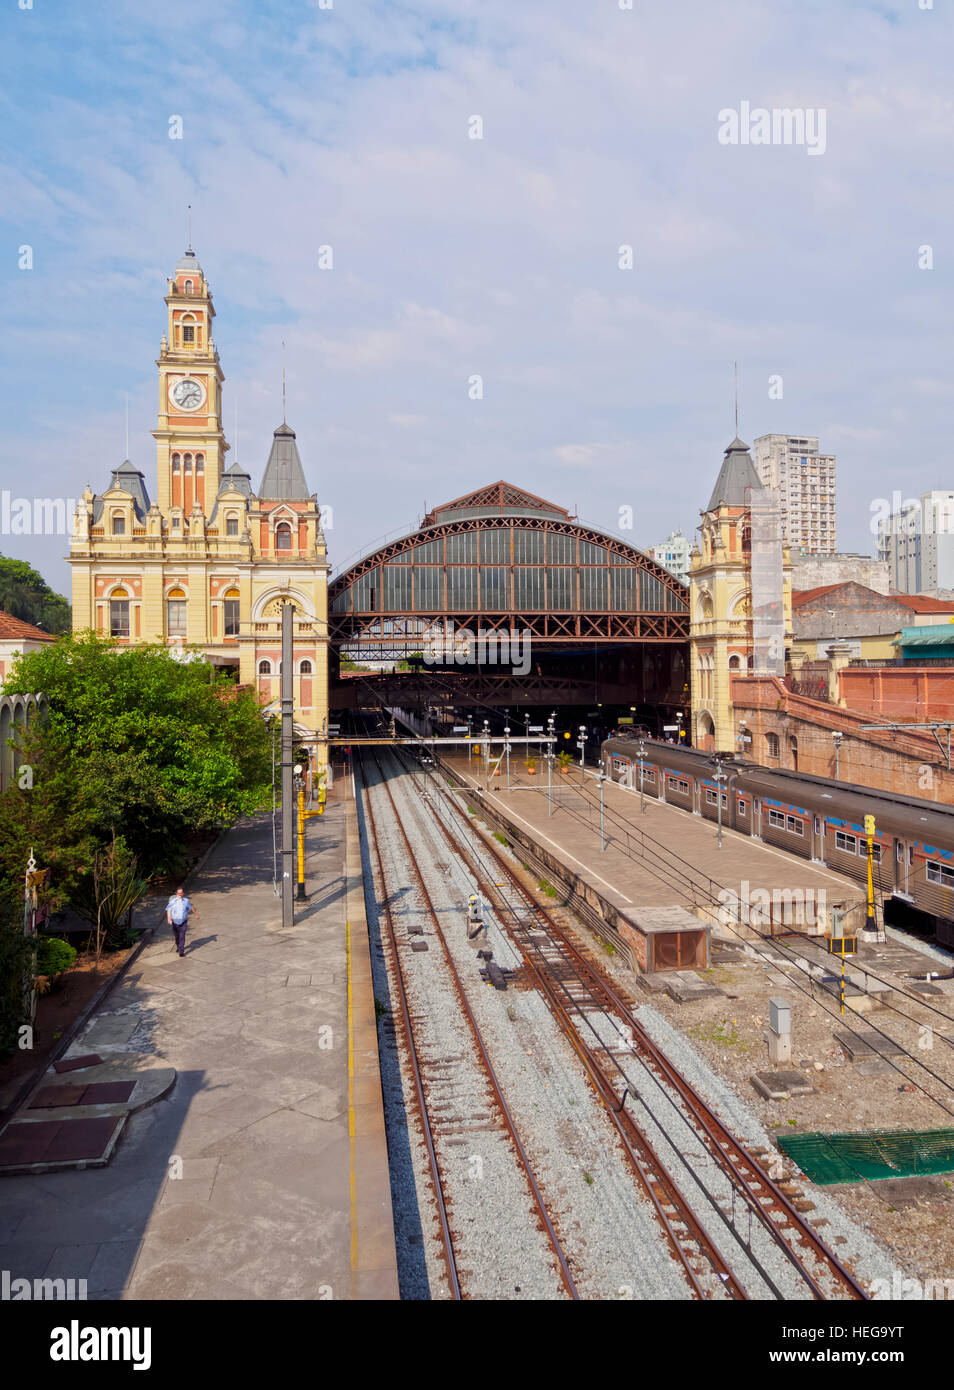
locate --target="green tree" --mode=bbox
[0,634,271,902]
[0,899,35,1056]
[0,555,71,635]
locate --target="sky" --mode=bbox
[1,0,952,599]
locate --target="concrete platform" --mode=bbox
[0,799,398,1301]
[444,754,867,959]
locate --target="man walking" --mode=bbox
[166,887,196,957]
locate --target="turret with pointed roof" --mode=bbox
[706,437,763,511]
[91,458,151,525]
[689,435,792,753]
[259,423,312,500]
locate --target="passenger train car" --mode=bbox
[601,736,954,949]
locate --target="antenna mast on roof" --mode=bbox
[187,204,193,254]
[282,339,286,424]
[734,361,739,436]
[124,393,129,459]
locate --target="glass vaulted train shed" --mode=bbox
[329,481,690,727]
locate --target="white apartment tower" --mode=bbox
[753,434,836,554]
[877,491,954,594]
[650,530,691,584]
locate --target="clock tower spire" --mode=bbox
[153,246,228,515]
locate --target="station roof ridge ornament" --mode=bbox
[421,480,574,526]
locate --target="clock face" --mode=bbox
[171,377,205,411]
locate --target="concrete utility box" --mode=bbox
[618,905,709,973]
[770,998,792,1036]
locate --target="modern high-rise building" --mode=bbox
[753,434,836,554]
[877,491,954,595]
[650,530,691,584]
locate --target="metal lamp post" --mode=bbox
[712,756,727,849]
[578,724,587,781]
[598,769,607,851]
[832,731,842,780]
[483,719,490,779]
[504,726,511,790]
[638,737,647,813]
[547,713,555,817]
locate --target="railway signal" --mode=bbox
[864,814,877,935]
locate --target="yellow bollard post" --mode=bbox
[296,781,306,901]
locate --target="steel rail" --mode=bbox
[358,762,462,1300]
[396,754,749,1299]
[465,797,869,1300]
[364,748,580,1301]
[410,749,868,1300]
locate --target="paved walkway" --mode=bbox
[0,797,398,1301]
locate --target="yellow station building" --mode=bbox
[69,246,330,768]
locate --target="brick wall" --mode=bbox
[839,666,954,723]
[730,674,954,803]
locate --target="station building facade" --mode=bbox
[69,248,330,762]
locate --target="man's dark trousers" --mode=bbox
[172,921,187,955]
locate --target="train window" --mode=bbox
[835,831,857,854]
[871,843,882,863]
[786,815,804,836]
[768,810,785,829]
[896,841,904,863]
[908,846,914,865]
[705,788,728,807]
[668,775,689,793]
[738,799,746,816]
[927,860,954,888]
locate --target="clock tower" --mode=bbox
[153,246,228,514]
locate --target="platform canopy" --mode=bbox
[328,480,689,657]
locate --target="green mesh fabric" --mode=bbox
[778,1129,954,1185]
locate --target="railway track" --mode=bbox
[384,743,870,1301]
[358,748,580,1300]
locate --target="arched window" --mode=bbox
[183,454,193,473]
[172,453,181,472]
[181,314,196,344]
[109,588,130,637]
[167,587,187,638]
[112,513,125,536]
[728,654,741,672]
[195,454,204,473]
[275,522,292,551]
[224,588,240,638]
[184,279,194,294]
[226,515,239,537]
[299,660,312,675]
[766,732,780,758]
[258,659,272,676]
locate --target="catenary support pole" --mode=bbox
[281,602,295,928]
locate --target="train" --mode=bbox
[600,735,954,951]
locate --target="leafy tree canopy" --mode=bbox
[0,554,71,635]
[0,634,271,900]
